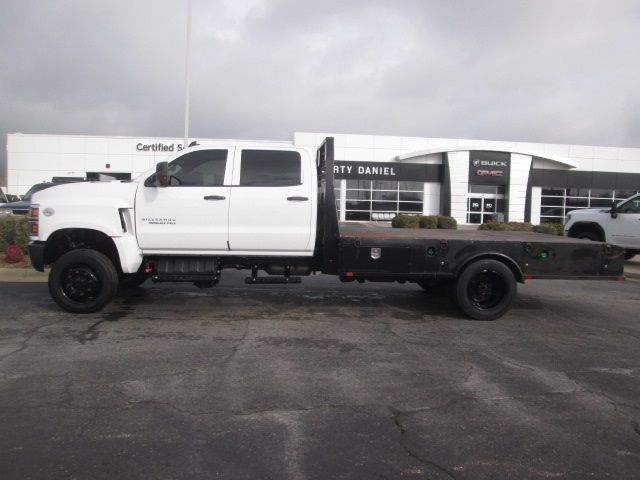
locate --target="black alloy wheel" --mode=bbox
[61,264,102,302]
[49,249,119,313]
[467,271,506,310]
[455,259,517,321]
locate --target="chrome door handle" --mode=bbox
[204,195,226,200]
[287,196,308,201]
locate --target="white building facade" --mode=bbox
[7,132,640,225]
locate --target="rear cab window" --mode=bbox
[239,150,301,187]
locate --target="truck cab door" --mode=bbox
[609,195,640,248]
[228,148,314,253]
[135,148,233,252]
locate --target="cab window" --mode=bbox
[619,196,640,214]
[239,150,301,187]
[147,150,227,187]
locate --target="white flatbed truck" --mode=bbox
[28,138,625,320]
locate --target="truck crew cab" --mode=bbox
[28,138,625,320]
[564,193,640,260]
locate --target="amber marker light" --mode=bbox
[29,205,40,237]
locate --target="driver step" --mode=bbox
[245,276,301,284]
[153,274,219,283]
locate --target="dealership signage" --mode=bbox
[469,151,510,184]
[136,142,185,152]
[334,161,442,182]
[334,162,397,178]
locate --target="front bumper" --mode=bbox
[28,241,46,272]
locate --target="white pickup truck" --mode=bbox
[564,193,640,260]
[28,137,624,320]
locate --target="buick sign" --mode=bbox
[469,151,510,185]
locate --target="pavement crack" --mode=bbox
[0,317,66,362]
[388,405,457,480]
[74,309,130,344]
[220,320,250,366]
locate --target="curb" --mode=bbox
[0,268,48,282]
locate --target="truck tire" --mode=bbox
[119,270,148,289]
[576,231,600,241]
[49,249,119,313]
[455,259,516,321]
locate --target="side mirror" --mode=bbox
[154,162,169,187]
[610,201,618,219]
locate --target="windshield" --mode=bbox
[22,183,55,201]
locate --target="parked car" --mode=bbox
[0,182,58,216]
[565,193,640,260]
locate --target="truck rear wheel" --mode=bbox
[455,259,516,321]
[49,249,119,313]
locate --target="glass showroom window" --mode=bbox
[343,180,424,221]
[540,188,640,223]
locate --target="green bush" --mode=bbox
[393,214,458,229]
[436,215,457,230]
[391,214,421,228]
[532,223,564,236]
[478,221,533,232]
[0,216,29,252]
[419,215,438,229]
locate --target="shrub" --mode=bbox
[5,244,25,263]
[0,216,29,252]
[479,221,533,232]
[391,214,420,228]
[532,223,564,236]
[436,215,457,230]
[419,215,438,229]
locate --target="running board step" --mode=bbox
[153,274,219,283]
[245,276,301,284]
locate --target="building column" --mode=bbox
[423,183,440,215]
[530,186,542,225]
[339,179,346,221]
[447,151,470,224]
[508,153,532,222]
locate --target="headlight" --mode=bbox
[566,213,572,222]
[0,208,11,216]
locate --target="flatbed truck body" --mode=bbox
[27,137,625,319]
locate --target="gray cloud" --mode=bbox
[1,0,639,185]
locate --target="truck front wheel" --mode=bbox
[455,259,516,321]
[49,249,119,313]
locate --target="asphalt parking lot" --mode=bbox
[1,272,639,479]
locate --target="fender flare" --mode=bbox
[454,253,524,283]
[567,222,606,241]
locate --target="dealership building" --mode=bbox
[6,132,640,225]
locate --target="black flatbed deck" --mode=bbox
[339,222,585,244]
[336,222,625,281]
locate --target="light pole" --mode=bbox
[183,0,192,149]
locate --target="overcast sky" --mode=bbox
[1,0,639,185]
